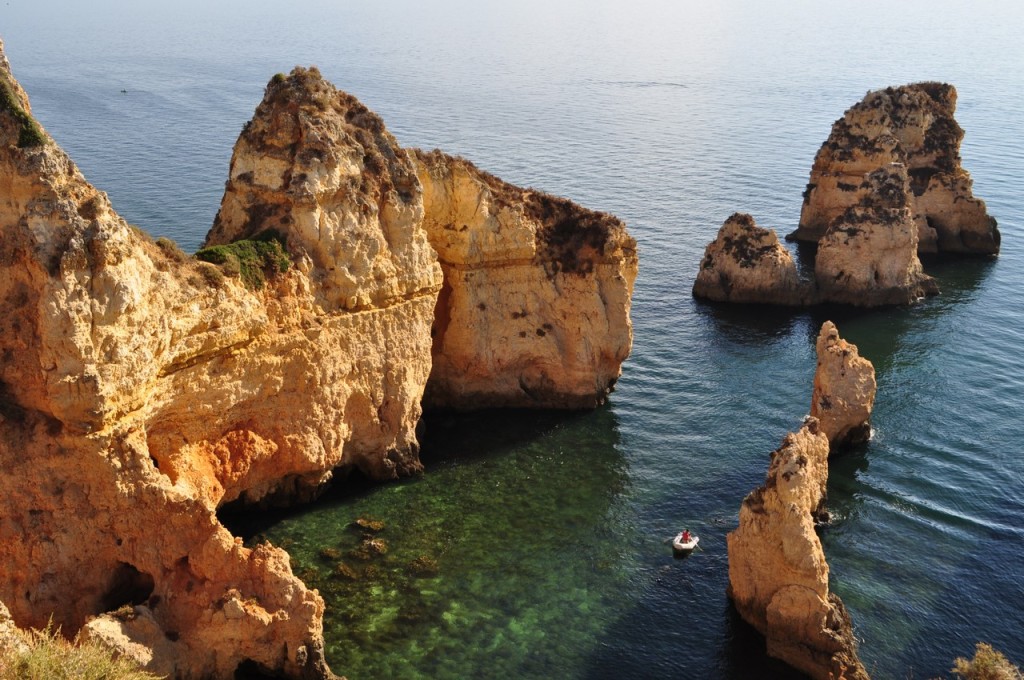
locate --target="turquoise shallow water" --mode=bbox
[5,1,1024,677]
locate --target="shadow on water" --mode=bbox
[691,247,996,380]
[918,252,997,301]
[579,551,808,680]
[793,240,818,280]
[418,407,597,466]
[228,404,647,679]
[718,603,809,680]
[692,298,805,346]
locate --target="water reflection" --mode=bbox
[692,298,804,346]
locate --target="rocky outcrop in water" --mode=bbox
[0,45,635,679]
[791,82,999,254]
[414,150,637,408]
[811,322,876,451]
[696,83,998,308]
[727,323,873,680]
[815,164,938,306]
[691,213,813,305]
[694,168,936,307]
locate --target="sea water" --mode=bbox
[4,1,1023,677]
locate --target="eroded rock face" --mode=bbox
[727,418,868,680]
[692,213,813,305]
[208,67,442,315]
[414,150,637,409]
[695,167,937,308]
[793,82,999,254]
[0,56,392,679]
[0,44,636,679]
[815,164,938,306]
[811,322,876,451]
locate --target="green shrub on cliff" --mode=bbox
[194,231,290,291]
[0,621,160,680]
[952,643,1024,680]
[0,79,47,148]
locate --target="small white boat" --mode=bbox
[672,532,699,556]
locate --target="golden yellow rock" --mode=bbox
[692,213,813,305]
[726,322,878,677]
[727,419,868,679]
[793,82,999,254]
[0,56,442,680]
[815,165,938,307]
[694,169,937,308]
[0,44,636,679]
[811,322,877,450]
[414,149,637,409]
[208,67,443,315]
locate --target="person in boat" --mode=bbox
[681,530,691,543]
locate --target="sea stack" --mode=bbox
[692,213,813,305]
[727,323,873,680]
[811,322,877,451]
[693,179,936,308]
[793,82,999,255]
[0,47,636,679]
[814,164,938,307]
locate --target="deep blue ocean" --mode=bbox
[4,1,1023,677]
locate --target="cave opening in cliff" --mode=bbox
[99,562,155,613]
[792,239,819,280]
[234,658,287,679]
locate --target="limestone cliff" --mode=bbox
[414,150,637,409]
[208,67,442,318]
[0,54,410,679]
[792,82,999,254]
[727,322,875,679]
[0,44,636,679]
[815,164,938,307]
[692,213,813,305]
[811,322,876,451]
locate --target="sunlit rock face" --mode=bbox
[693,183,935,308]
[0,40,636,679]
[0,53,344,678]
[727,418,869,680]
[815,164,938,307]
[692,212,813,306]
[793,82,999,255]
[414,149,637,410]
[810,321,877,451]
[728,322,876,679]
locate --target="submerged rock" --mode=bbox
[692,213,814,305]
[354,517,386,533]
[811,322,877,451]
[793,82,999,254]
[414,149,638,409]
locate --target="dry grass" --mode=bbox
[952,643,1024,680]
[0,621,161,680]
